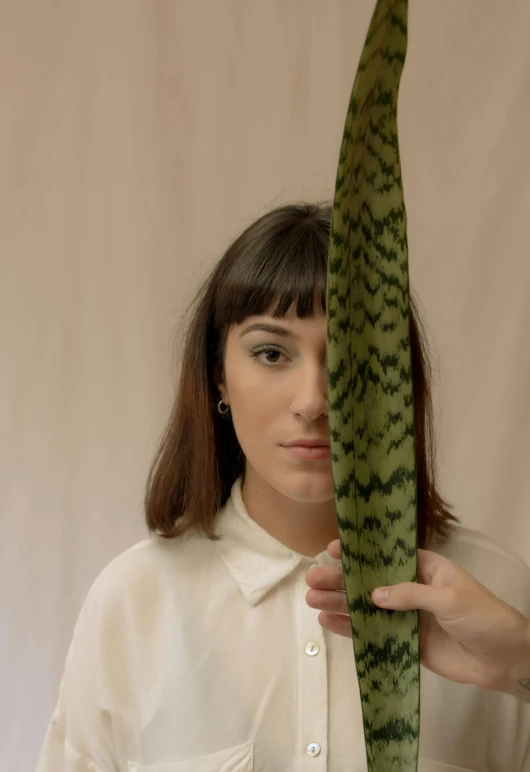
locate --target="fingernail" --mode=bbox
[373,587,389,602]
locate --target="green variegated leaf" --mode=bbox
[326,1,419,770]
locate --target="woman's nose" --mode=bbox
[289,363,328,421]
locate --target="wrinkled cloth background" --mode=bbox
[1,2,529,769]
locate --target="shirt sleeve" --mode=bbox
[509,555,530,771]
[36,717,104,772]
[35,575,119,772]
[523,736,530,772]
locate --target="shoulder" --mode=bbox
[79,531,218,626]
[434,525,530,615]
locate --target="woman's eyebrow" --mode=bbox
[239,323,299,340]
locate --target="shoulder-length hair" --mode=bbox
[145,202,457,549]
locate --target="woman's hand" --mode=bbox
[305,539,530,702]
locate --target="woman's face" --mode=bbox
[218,305,334,504]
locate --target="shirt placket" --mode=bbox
[296,571,328,771]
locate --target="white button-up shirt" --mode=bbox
[36,477,530,772]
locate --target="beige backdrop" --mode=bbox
[1,1,529,770]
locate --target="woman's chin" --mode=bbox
[277,469,335,504]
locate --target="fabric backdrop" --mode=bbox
[1,1,529,770]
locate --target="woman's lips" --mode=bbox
[282,445,330,460]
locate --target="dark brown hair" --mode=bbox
[145,202,457,548]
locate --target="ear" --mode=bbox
[215,364,229,405]
[213,348,229,405]
[217,382,229,404]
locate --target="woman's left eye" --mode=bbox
[250,345,288,366]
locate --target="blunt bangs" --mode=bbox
[213,203,330,329]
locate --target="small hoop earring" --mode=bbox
[217,399,230,415]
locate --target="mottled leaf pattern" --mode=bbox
[326,1,420,771]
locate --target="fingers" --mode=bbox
[324,542,473,596]
[306,587,348,615]
[314,542,474,623]
[305,564,345,591]
[307,568,448,618]
[327,539,341,560]
[371,581,462,617]
[305,561,349,637]
[317,611,353,639]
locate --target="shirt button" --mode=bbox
[305,642,320,656]
[306,742,321,757]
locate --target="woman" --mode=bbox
[37,202,530,772]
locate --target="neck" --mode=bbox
[241,468,338,558]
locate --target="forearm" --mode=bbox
[504,617,530,703]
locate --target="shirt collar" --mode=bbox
[215,477,341,607]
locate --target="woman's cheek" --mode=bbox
[235,392,276,435]
[231,387,281,457]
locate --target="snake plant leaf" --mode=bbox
[326,1,419,771]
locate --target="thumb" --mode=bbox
[372,582,457,616]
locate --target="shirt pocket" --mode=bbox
[128,741,254,772]
[418,760,474,772]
